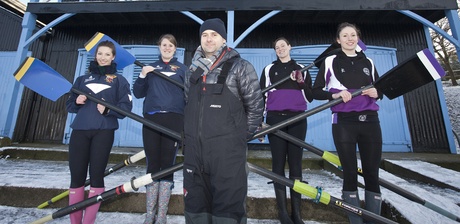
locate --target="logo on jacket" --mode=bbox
[363,68,370,76]
[210,104,222,109]
[105,74,117,83]
[84,76,95,83]
[169,64,180,71]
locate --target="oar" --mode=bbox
[36,150,146,209]
[84,32,183,88]
[261,40,367,94]
[254,48,445,138]
[30,163,183,224]
[260,123,460,222]
[247,162,397,224]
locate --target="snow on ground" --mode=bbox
[442,81,460,153]
[376,168,460,224]
[1,156,460,223]
[386,159,460,190]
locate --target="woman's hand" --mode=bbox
[97,98,109,115]
[332,90,352,103]
[139,65,155,78]
[362,87,378,98]
[76,95,87,105]
[97,104,106,114]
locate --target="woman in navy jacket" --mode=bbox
[133,34,187,224]
[66,40,133,224]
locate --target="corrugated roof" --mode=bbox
[1,0,26,15]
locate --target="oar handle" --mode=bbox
[260,62,316,94]
[254,85,372,138]
[72,88,181,140]
[134,60,184,89]
[261,47,344,94]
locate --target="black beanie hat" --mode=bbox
[199,18,227,40]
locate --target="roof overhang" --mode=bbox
[25,0,458,26]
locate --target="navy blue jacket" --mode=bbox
[66,62,133,130]
[133,56,186,115]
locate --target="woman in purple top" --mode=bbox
[260,37,313,224]
[312,22,383,224]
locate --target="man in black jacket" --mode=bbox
[183,18,264,224]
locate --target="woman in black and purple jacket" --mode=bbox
[313,22,383,224]
[260,37,313,224]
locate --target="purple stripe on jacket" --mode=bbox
[329,88,379,113]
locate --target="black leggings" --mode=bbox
[68,129,114,188]
[332,122,382,193]
[142,112,183,181]
[266,114,306,185]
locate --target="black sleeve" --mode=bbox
[302,70,314,102]
[312,64,333,100]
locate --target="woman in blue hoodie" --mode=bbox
[66,40,133,224]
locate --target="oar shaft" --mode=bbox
[72,88,181,140]
[36,191,70,209]
[266,122,460,222]
[31,163,183,224]
[36,150,146,209]
[378,176,460,221]
[134,60,184,89]
[247,162,397,224]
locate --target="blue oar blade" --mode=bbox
[374,48,445,99]
[13,57,72,101]
[84,32,136,70]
